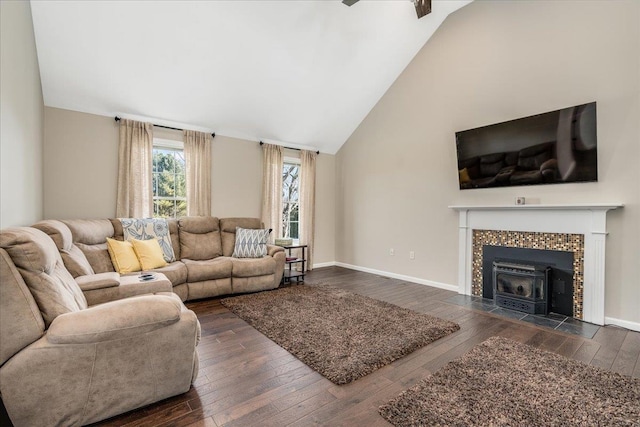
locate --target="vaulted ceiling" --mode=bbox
[31,1,471,154]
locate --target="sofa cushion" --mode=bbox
[183,257,232,282]
[505,151,519,166]
[75,272,120,292]
[32,220,95,277]
[479,153,505,177]
[64,219,116,274]
[231,256,276,278]
[47,295,182,344]
[517,142,554,170]
[131,238,167,270]
[232,227,271,258]
[0,227,87,327]
[178,217,222,260]
[148,261,188,286]
[106,238,142,274]
[63,219,115,246]
[76,242,115,274]
[0,248,45,365]
[220,218,263,257]
[82,273,172,306]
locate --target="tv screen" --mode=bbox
[456,102,598,190]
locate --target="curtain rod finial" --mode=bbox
[114,116,121,122]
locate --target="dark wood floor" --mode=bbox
[95,266,640,427]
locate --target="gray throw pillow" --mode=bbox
[232,227,271,258]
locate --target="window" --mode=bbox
[152,139,186,218]
[282,160,300,240]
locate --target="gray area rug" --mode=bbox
[220,285,460,385]
[379,336,640,426]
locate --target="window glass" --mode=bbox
[282,162,299,239]
[152,146,186,218]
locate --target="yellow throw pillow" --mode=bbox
[131,238,167,271]
[106,238,142,274]
[459,168,472,184]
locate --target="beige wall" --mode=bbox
[336,1,640,324]
[44,108,119,219]
[314,152,336,267]
[43,107,336,264]
[1,1,44,227]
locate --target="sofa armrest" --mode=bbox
[540,158,559,182]
[47,295,182,344]
[75,272,120,291]
[540,158,558,172]
[267,244,285,257]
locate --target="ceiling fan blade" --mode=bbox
[414,0,432,19]
[342,0,359,6]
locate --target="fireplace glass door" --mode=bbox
[493,262,549,314]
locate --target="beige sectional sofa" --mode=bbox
[1,216,285,426]
[0,227,201,427]
[33,216,286,305]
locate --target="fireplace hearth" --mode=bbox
[493,261,549,315]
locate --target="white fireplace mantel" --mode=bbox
[449,203,623,325]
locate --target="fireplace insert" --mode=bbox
[493,261,550,315]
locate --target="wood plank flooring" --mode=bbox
[93,266,640,427]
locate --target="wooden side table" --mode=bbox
[282,244,307,284]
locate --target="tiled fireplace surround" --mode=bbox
[450,204,622,325]
[472,230,584,318]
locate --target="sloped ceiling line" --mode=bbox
[30,0,471,154]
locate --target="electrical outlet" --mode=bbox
[409,251,415,260]
[390,248,395,256]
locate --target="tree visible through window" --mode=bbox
[152,147,186,218]
[282,162,299,239]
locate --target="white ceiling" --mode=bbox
[31,0,470,154]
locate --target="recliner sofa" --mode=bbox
[459,141,559,189]
[1,216,284,426]
[33,216,286,305]
[0,227,201,426]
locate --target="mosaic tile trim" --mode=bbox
[472,230,585,320]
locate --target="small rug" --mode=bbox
[220,285,460,384]
[379,336,640,426]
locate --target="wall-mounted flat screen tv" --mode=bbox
[456,102,598,190]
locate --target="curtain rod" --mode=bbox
[114,116,215,138]
[259,141,319,155]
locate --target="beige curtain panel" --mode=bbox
[260,143,283,243]
[116,119,153,218]
[300,149,317,271]
[184,130,213,216]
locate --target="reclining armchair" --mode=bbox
[0,227,200,426]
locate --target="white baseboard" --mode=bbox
[312,261,337,269]
[334,262,458,292]
[604,316,640,332]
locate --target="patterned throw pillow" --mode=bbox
[232,227,272,258]
[119,218,176,262]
